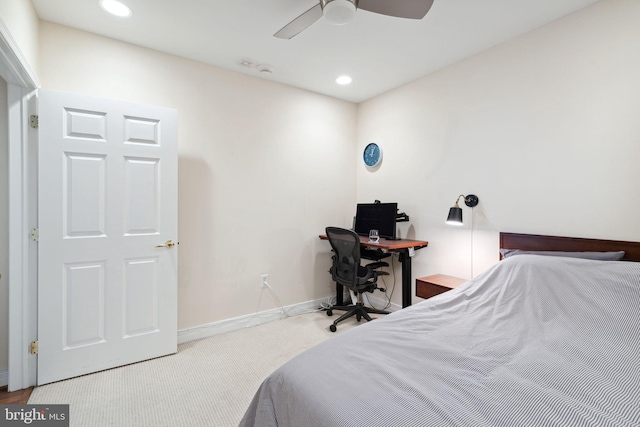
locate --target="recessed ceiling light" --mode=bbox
[257,64,274,74]
[236,57,257,68]
[100,0,132,17]
[336,75,352,85]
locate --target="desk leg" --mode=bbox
[399,250,412,308]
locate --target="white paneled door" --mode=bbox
[37,90,178,385]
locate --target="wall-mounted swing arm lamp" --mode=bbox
[446,194,479,226]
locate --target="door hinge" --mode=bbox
[30,341,38,355]
[30,228,39,242]
[29,115,39,129]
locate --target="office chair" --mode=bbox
[325,226,391,332]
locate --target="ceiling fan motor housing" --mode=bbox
[321,0,358,25]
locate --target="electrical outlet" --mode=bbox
[260,274,269,288]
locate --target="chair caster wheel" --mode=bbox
[330,324,337,332]
[356,314,362,322]
[327,309,333,316]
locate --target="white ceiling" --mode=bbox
[31,0,599,103]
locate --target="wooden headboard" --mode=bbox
[500,232,640,262]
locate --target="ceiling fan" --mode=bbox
[274,0,435,39]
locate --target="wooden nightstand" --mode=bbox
[416,274,466,299]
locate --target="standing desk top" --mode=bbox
[319,235,429,251]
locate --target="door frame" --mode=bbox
[1,18,40,391]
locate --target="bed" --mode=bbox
[239,233,640,427]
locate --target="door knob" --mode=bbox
[155,240,175,248]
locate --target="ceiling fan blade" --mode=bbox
[358,0,434,19]
[274,3,323,39]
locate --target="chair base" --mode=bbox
[326,302,390,332]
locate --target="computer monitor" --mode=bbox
[354,203,398,240]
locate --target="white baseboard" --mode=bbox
[0,369,8,387]
[177,294,401,345]
[178,297,331,344]
[364,294,402,313]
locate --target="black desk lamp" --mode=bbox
[446,194,479,226]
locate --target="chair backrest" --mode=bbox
[325,227,361,288]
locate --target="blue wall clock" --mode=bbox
[363,142,382,167]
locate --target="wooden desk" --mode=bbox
[319,235,429,308]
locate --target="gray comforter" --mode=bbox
[239,254,640,427]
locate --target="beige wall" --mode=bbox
[2,0,638,339]
[358,0,640,297]
[38,22,358,329]
[0,0,39,75]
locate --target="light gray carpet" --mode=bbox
[28,311,366,426]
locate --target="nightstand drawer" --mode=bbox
[416,274,466,299]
